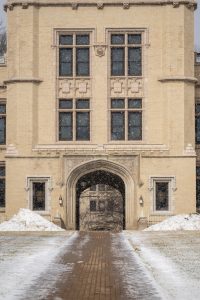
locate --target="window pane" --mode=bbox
[128,34,141,44]
[0,178,5,208]
[0,104,6,114]
[196,116,200,144]
[76,34,89,45]
[128,99,142,109]
[32,182,45,211]
[197,179,200,209]
[59,99,73,109]
[196,104,200,114]
[111,112,125,140]
[76,48,89,76]
[99,200,105,212]
[111,48,125,76]
[107,199,114,211]
[197,167,200,177]
[59,48,72,76]
[98,184,106,191]
[59,112,73,140]
[0,117,6,145]
[111,99,125,109]
[90,185,96,191]
[76,99,90,109]
[0,166,5,177]
[76,112,90,140]
[111,34,125,45]
[59,35,73,45]
[155,182,169,211]
[128,112,142,140]
[90,200,96,212]
[128,47,142,76]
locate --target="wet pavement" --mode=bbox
[23,232,160,300]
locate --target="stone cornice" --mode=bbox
[158,76,198,84]
[4,78,43,84]
[4,0,197,11]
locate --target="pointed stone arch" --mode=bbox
[66,159,136,229]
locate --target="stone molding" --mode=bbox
[4,0,197,11]
[4,78,43,84]
[158,76,198,84]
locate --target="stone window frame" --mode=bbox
[109,97,143,141]
[58,98,91,141]
[25,177,53,214]
[149,176,176,214]
[0,162,5,210]
[0,99,6,146]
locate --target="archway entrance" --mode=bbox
[76,170,125,231]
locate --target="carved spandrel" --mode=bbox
[110,79,126,97]
[128,78,143,97]
[75,79,91,97]
[58,80,73,98]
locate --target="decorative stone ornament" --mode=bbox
[97,2,104,9]
[94,45,106,57]
[172,2,180,8]
[71,3,78,10]
[123,2,130,9]
[22,2,29,9]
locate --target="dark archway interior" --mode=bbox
[76,170,125,230]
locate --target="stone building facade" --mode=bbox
[0,0,198,230]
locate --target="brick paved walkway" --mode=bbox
[45,232,160,300]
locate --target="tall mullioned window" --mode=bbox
[111,98,142,140]
[110,33,142,76]
[0,164,5,208]
[59,99,90,141]
[0,102,6,145]
[59,33,90,77]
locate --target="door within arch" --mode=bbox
[76,170,125,231]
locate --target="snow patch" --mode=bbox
[0,209,65,231]
[145,214,200,231]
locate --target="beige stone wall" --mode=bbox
[0,0,197,228]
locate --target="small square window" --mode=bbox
[59,99,73,109]
[90,185,96,191]
[76,99,90,109]
[111,99,125,109]
[128,34,141,44]
[59,35,73,45]
[128,99,142,109]
[111,34,125,45]
[76,34,90,45]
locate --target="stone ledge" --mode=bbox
[4,78,43,85]
[158,76,198,83]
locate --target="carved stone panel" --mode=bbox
[58,79,74,98]
[75,79,91,97]
[128,78,143,97]
[110,79,126,97]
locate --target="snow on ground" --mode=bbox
[145,213,200,231]
[0,232,77,300]
[0,209,65,231]
[125,231,200,300]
